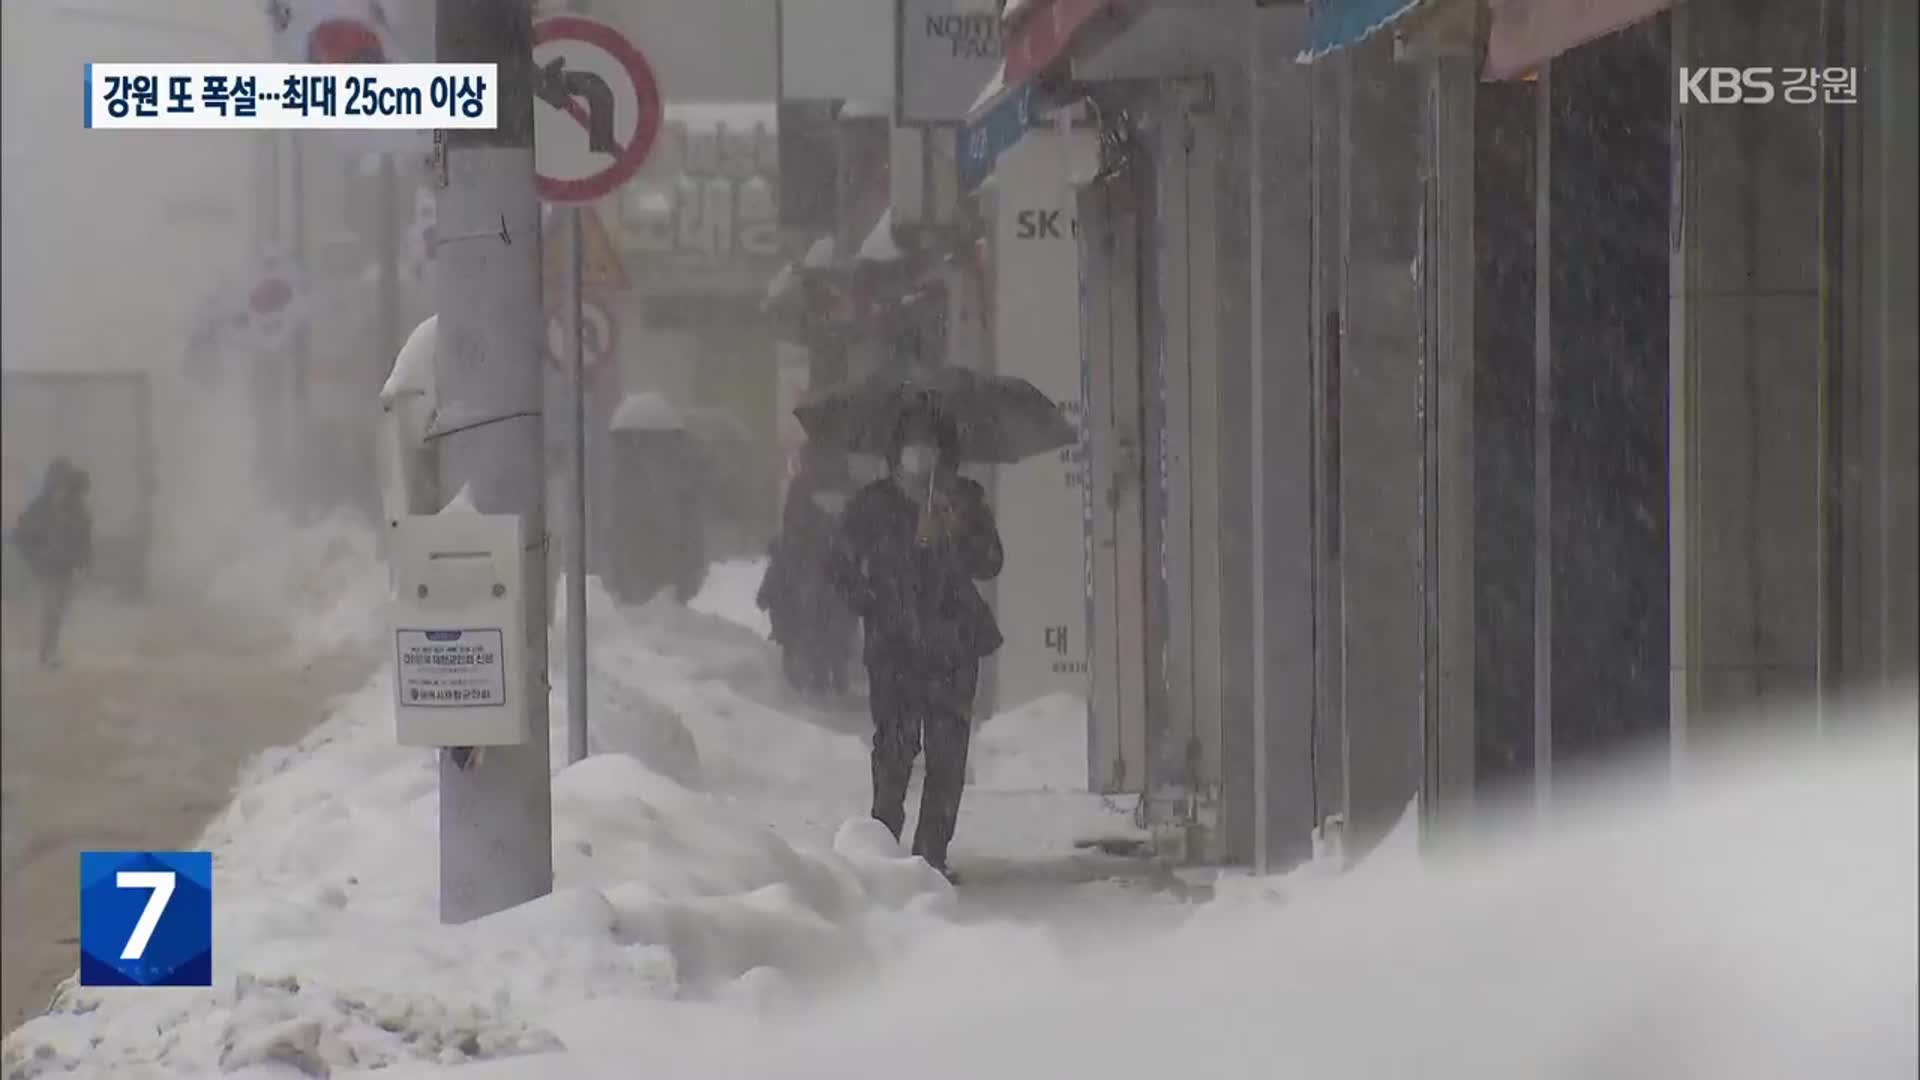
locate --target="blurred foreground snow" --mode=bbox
[4,559,1911,1079]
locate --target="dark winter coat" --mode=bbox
[832,474,1004,669]
[758,479,855,646]
[13,482,92,580]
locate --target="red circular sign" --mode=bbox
[249,275,294,316]
[532,15,661,205]
[307,19,388,64]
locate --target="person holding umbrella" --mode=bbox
[799,366,1076,880]
[758,444,858,695]
[831,405,1004,881]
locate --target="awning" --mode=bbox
[1003,0,1122,86]
[1484,0,1676,79]
[959,79,1056,192]
[1299,0,1435,62]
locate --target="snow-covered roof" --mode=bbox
[610,392,686,432]
[662,102,777,133]
[381,315,436,401]
[801,235,838,269]
[857,208,904,263]
[839,98,892,120]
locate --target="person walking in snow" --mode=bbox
[758,447,857,694]
[831,407,1003,882]
[11,458,93,668]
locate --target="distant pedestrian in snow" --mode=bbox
[758,446,857,694]
[11,458,93,668]
[831,407,1003,882]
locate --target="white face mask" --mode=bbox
[897,444,938,477]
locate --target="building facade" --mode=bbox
[961,0,1917,869]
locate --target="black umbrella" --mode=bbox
[793,365,1076,465]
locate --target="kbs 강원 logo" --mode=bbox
[78,851,213,987]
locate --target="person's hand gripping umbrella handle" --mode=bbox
[914,468,940,546]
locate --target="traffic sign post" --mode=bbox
[533,12,660,766]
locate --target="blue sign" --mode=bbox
[959,82,1053,193]
[79,851,213,987]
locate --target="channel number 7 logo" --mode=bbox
[78,851,214,986]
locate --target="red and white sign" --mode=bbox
[266,0,402,63]
[532,15,663,205]
[243,260,309,352]
[264,0,423,155]
[545,296,617,376]
[1002,0,1117,86]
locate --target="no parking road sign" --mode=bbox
[533,15,662,205]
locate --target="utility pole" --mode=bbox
[433,0,553,924]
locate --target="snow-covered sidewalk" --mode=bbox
[3,563,1168,1078]
[6,558,1912,1079]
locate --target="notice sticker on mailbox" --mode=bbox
[396,628,507,708]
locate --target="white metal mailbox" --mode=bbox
[391,511,527,748]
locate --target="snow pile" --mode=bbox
[3,570,991,1078]
[971,694,1087,792]
[687,558,774,640]
[2,655,953,1078]
[198,510,389,665]
[377,700,1917,1080]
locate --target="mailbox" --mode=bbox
[390,511,527,747]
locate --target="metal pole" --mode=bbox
[1334,50,1355,844]
[561,0,594,769]
[1532,64,1553,814]
[256,132,284,505]
[434,0,553,924]
[378,155,403,394]
[1246,16,1269,876]
[566,206,589,765]
[290,132,311,519]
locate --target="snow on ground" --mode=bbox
[370,699,1919,1080]
[686,557,772,639]
[18,548,1901,1080]
[3,568,1152,1078]
[971,693,1088,793]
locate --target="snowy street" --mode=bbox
[0,619,366,1032]
[1,520,385,1032]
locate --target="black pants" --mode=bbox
[37,573,74,667]
[867,656,978,871]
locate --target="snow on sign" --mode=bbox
[395,628,507,708]
[532,15,662,205]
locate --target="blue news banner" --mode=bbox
[78,851,214,987]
